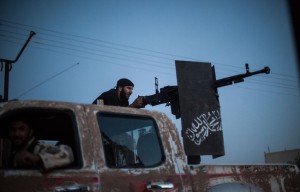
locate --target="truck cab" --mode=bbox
[0,100,299,192]
[0,100,194,191]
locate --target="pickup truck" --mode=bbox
[0,100,299,192]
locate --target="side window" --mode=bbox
[97,113,164,168]
[0,108,82,169]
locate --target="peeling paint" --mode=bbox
[0,100,299,192]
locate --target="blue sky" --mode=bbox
[0,0,299,164]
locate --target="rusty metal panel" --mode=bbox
[176,61,225,158]
[90,104,193,191]
[0,100,101,192]
[1,100,299,191]
[198,164,300,191]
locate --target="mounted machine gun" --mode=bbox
[142,63,270,119]
[141,61,270,161]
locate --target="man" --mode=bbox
[92,78,144,108]
[7,117,74,171]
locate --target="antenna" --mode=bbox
[155,77,159,94]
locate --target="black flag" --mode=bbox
[176,61,225,160]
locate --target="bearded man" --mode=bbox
[92,78,144,108]
[6,117,74,171]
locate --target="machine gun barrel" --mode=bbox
[142,64,270,119]
[215,64,270,88]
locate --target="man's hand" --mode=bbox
[129,96,145,108]
[15,150,42,167]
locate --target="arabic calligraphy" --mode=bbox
[185,110,222,145]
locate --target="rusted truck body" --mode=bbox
[0,100,299,192]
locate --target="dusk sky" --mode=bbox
[0,0,299,164]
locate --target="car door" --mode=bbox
[94,109,191,192]
[0,102,99,192]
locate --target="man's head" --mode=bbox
[116,78,134,100]
[9,117,34,149]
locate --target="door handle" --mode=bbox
[55,185,90,192]
[146,182,174,190]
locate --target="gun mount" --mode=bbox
[142,61,271,160]
[142,63,270,119]
[143,84,180,118]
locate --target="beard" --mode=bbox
[120,89,129,101]
[11,136,30,150]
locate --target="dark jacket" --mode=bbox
[93,89,129,107]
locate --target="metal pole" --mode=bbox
[0,31,36,102]
[12,31,36,63]
[3,61,10,101]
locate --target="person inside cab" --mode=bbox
[6,116,74,171]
